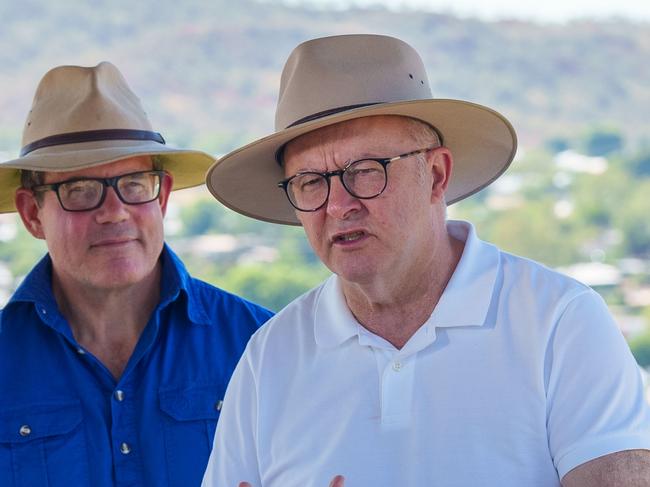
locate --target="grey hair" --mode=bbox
[403,118,448,210]
[404,117,442,149]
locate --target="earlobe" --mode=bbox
[15,189,46,239]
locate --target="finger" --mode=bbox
[329,475,345,487]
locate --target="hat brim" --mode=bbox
[207,99,517,226]
[0,139,215,213]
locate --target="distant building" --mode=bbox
[554,150,608,174]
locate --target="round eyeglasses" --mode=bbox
[32,170,164,212]
[278,147,435,212]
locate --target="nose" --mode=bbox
[94,186,130,223]
[325,175,363,220]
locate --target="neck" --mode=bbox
[342,233,464,350]
[52,263,162,380]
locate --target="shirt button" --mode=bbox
[120,442,131,455]
[215,400,223,411]
[114,390,125,401]
[77,348,86,355]
[41,308,47,315]
[392,361,402,372]
[19,425,31,437]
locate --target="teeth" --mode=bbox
[337,231,363,242]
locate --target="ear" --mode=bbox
[158,171,174,217]
[15,188,46,239]
[427,147,453,203]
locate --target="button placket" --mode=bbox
[381,354,416,427]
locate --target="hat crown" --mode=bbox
[275,34,433,130]
[22,62,152,146]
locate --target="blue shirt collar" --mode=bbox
[7,243,210,328]
[158,244,211,325]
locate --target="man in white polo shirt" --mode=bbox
[202,34,650,486]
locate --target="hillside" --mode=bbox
[0,0,648,156]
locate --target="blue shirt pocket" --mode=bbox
[158,385,223,486]
[0,399,89,487]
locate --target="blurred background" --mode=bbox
[0,0,649,385]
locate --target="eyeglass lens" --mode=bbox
[287,159,387,211]
[58,171,161,211]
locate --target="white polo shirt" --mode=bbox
[203,220,650,487]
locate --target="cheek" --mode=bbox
[40,211,81,241]
[298,215,326,252]
[42,220,85,260]
[131,203,164,229]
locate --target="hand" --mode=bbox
[238,475,345,487]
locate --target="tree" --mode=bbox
[629,330,650,368]
[582,127,623,157]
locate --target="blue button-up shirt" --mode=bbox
[0,244,273,487]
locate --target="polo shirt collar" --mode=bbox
[430,220,500,329]
[313,220,500,349]
[314,275,359,348]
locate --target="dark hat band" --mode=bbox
[285,102,380,129]
[20,129,166,156]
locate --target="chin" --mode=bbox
[334,264,376,285]
[90,274,145,290]
[91,264,152,288]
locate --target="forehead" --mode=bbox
[44,155,153,183]
[291,115,414,150]
[283,115,416,168]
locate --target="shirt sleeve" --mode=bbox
[545,289,650,479]
[202,346,261,487]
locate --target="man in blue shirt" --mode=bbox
[0,62,272,486]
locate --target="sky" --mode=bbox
[282,0,650,23]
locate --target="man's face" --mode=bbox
[283,115,452,287]
[15,156,172,292]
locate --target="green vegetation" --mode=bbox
[630,330,650,368]
[0,1,649,154]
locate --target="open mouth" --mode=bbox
[333,231,365,243]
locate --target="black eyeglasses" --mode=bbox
[32,170,165,212]
[278,147,435,212]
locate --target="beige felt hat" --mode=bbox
[0,61,215,213]
[206,34,517,226]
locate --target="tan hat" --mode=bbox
[206,34,517,226]
[0,61,215,213]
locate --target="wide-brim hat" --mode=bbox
[206,34,517,226]
[0,61,215,213]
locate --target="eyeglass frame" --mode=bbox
[31,170,166,212]
[277,146,437,212]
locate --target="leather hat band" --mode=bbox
[20,129,166,156]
